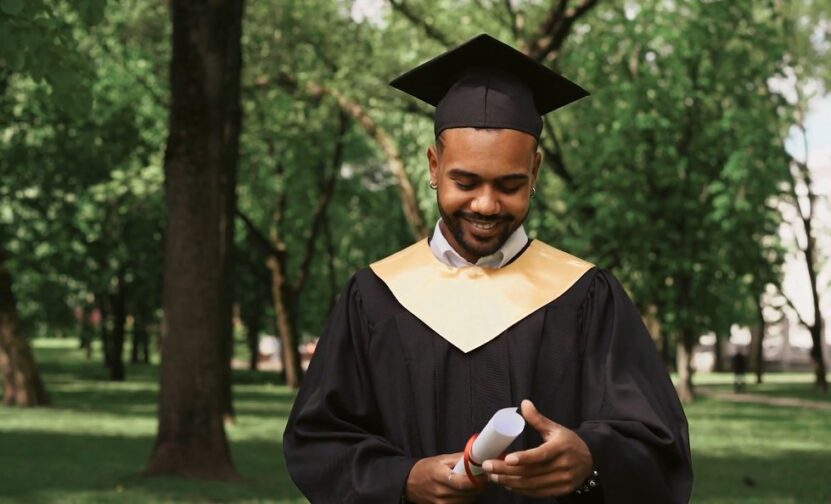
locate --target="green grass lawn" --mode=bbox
[693,372,831,404]
[0,339,305,503]
[1,339,829,503]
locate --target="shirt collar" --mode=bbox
[429,219,528,269]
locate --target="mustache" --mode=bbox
[456,211,513,223]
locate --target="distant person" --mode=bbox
[731,350,747,393]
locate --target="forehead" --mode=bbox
[439,128,536,175]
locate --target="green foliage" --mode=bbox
[2,0,813,357]
[1,0,167,336]
[554,0,791,340]
[0,0,107,114]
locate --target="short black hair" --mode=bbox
[435,129,539,154]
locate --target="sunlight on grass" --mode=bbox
[0,338,305,503]
[1,339,828,503]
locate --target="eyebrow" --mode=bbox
[447,168,529,182]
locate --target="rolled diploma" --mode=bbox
[452,407,525,476]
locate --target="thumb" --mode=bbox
[520,399,558,434]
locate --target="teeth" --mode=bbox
[470,221,496,230]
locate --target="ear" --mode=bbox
[427,144,440,184]
[531,149,542,185]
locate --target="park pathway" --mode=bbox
[698,388,831,411]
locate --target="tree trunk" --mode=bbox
[713,330,726,373]
[267,257,302,389]
[145,0,244,480]
[804,223,827,392]
[234,115,346,390]
[0,246,49,407]
[322,212,338,313]
[675,331,695,403]
[216,0,243,424]
[141,321,150,364]
[98,295,112,372]
[131,311,150,364]
[79,303,94,359]
[106,271,127,381]
[749,301,765,384]
[661,331,671,369]
[809,320,827,392]
[244,311,261,372]
[785,124,826,392]
[643,305,666,363]
[130,309,148,364]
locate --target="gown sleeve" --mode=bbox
[573,269,693,503]
[282,276,416,504]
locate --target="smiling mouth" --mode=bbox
[469,221,497,230]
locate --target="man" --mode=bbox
[283,34,693,503]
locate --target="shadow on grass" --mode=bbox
[686,396,831,432]
[34,345,299,420]
[47,386,296,420]
[692,449,831,503]
[699,383,831,404]
[0,430,303,502]
[36,344,293,387]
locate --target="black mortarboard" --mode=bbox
[390,34,588,139]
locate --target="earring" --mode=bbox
[531,186,536,197]
[429,180,438,190]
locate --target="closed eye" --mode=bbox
[498,185,522,194]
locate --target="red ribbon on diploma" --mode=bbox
[463,433,486,489]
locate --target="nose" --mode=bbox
[470,187,500,215]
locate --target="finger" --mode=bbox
[442,470,482,493]
[520,399,561,435]
[503,439,564,466]
[482,458,555,477]
[490,470,572,493]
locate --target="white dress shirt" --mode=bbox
[428,219,529,269]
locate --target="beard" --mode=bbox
[438,203,526,261]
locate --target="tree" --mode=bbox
[235,105,350,389]
[556,0,790,401]
[781,124,828,392]
[0,0,108,404]
[773,0,830,392]
[145,0,244,479]
[0,243,49,406]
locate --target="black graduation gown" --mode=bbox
[283,265,693,503]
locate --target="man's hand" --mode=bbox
[482,399,593,498]
[405,452,484,504]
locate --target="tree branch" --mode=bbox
[322,208,338,312]
[265,73,428,238]
[236,209,281,259]
[778,285,811,330]
[503,0,523,40]
[293,112,349,294]
[387,0,451,46]
[541,116,574,187]
[527,0,600,63]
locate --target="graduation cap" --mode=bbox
[390,34,589,139]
